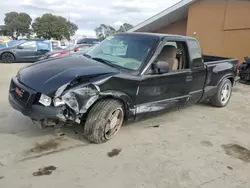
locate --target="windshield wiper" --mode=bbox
[83,53,92,58]
[91,57,117,68]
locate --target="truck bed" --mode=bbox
[200,55,239,102]
[203,55,238,64]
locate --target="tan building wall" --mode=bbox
[153,0,250,62]
[154,19,187,36]
[186,0,250,62]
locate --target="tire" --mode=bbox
[211,78,232,107]
[1,52,15,63]
[84,99,124,144]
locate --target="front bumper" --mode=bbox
[8,77,63,121]
[9,94,62,120]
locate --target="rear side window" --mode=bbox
[37,41,51,51]
[188,39,202,59]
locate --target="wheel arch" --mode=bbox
[81,90,135,123]
[217,74,234,86]
[199,74,234,103]
[0,51,16,61]
[211,75,233,107]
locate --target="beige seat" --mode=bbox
[157,45,179,70]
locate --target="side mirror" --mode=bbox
[153,61,170,74]
[17,45,24,49]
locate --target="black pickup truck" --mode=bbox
[9,32,239,143]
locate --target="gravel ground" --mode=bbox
[0,63,250,188]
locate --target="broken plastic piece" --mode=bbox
[61,84,100,113]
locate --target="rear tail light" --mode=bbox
[74,48,79,52]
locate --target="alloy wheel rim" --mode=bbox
[3,54,13,63]
[104,108,124,140]
[220,83,231,104]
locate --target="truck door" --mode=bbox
[136,40,193,118]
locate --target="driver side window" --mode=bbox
[20,41,36,49]
[157,42,179,71]
[146,40,189,75]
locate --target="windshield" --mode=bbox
[6,40,26,47]
[0,43,7,49]
[85,35,159,71]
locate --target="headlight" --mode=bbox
[53,98,65,107]
[39,94,52,106]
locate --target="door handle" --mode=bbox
[186,75,193,82]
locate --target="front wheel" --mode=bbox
[1,53,15,63]
[84,99,124,144]
[211,78,232,107]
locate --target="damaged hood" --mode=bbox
[18,55,119,95]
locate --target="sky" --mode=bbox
[0,0,179,37]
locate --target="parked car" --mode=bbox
[76,37,101,45]
[239,56,250,83]
[0,40,51,63]
[39,44,93,60]
[8,32,239,144]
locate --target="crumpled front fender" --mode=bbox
[56,83,135,122]
[61,84,100,114]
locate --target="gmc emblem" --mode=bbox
[15,87,23,97]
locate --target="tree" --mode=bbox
[32,13,78,40]
[94,23,133,39]
[67,22,78,39]
[117,23,133,33]
[0,25,8,36]
[94,24,116,40]
[4,12,32,40]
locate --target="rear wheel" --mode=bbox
[211,78,232,107]
[1,52,15,63]
[84,99,124,144]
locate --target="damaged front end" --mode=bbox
[9,77,105,129]
[9,54,122,129]
[54,83,101,123]
[35,82,103,128]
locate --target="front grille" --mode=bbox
[11,81,30,104]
